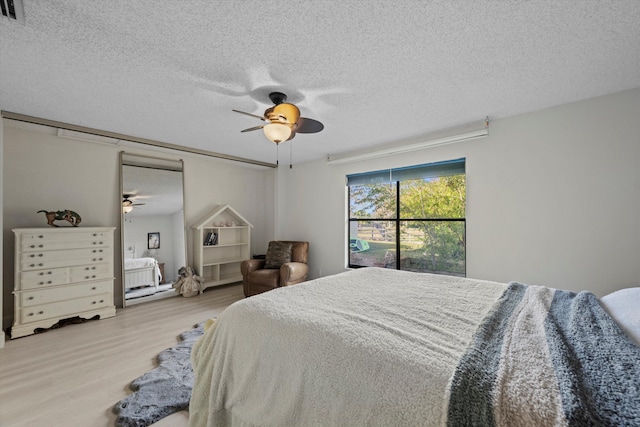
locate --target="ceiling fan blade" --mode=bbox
[232,109,267,122]
[296,117,324,134]
[241,125,265,133]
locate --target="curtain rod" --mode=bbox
[1,110,277,168]
[327,120,490,166]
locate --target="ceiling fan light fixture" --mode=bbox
[271,103,300,125]
[123,205,133,214]
[263,123,292,144]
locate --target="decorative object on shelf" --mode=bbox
[148,232,160,249]
[172,266,203,297]
[37,209,82,227]
[204,231,218,246]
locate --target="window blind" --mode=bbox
[346,158,465,186]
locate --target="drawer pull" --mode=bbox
[92,301,97,304]
[93,233,97,236]
[28,312,34,316]
[39,272,44,276]
[99,300,104,303]
[39,245,44,248]
[28,296,34,300]
[38,281,44,285]
[30,244,35,248]
[92,286,97,290]
[92,267,96,270]
[38,235,44,238]
[38,311,44,315]
[48,271,52,275]
[38,263,44,267]
[38,254,43,257]
[30,264,35,267]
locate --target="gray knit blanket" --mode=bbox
[447,282,640,426]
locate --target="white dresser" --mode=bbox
[11,227,116,339]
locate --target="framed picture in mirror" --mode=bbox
[148,232,160,249]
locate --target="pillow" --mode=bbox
[264,241,293,269]
[599,287,640,345]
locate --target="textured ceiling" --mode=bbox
[1,0,639,165]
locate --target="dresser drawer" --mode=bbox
[70,263,111,282]
[20,231,111,251]
[21,263,112,289]
[20,280,113,307]
[19,293,112,324]
[20,267,70,289]
[20,247,111,271]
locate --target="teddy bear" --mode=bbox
[172,266,204,297]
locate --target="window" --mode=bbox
[348,158,466,276]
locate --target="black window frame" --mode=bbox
[347,159,466,276]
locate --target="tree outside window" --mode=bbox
[348,160,465,276]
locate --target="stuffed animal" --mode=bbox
[172,266,203,297]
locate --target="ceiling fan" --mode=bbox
[233,92,324,144]
[122,194,145,214]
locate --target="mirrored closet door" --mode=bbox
[120,152,187,307]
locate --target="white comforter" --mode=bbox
[123,257,157,270]
[189,268,506,426]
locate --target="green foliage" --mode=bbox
[399,175,465,219]
[400,175,466,272]
[349,175,466,274]
[349,183,396,219]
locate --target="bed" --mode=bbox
[123,249,162,299]
[189,267,640,426]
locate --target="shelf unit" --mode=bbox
[192,205,253,291]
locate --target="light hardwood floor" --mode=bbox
[0,283,245,427]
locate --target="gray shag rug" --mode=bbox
[113,322,205,427]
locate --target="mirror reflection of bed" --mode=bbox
[120,153,187,306]
[123,248,174,300]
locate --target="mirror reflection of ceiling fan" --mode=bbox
[122,194,145,214]
[233,92,324,144]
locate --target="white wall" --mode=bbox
[2,123,276,330]
[276,88,640,297]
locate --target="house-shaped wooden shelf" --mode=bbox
[191,204,253,291]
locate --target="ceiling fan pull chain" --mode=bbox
[290,140,293,169]
[276,143,279,166]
